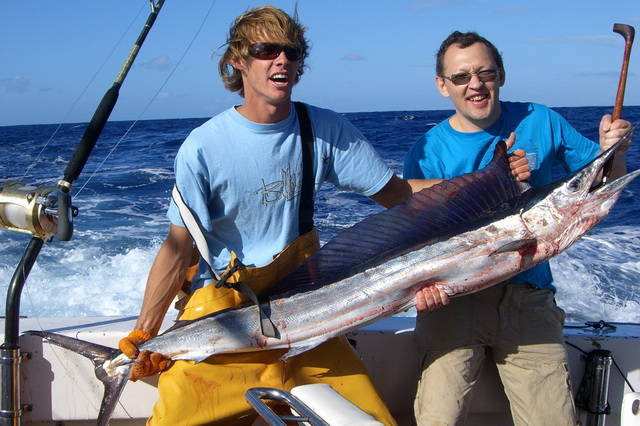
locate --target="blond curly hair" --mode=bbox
[218,6,309,97]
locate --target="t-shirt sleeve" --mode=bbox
[550,108,600,172]
[309,107,394,197]
[403,134,429,179]
[166,134,212,230]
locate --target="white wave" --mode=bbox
[1,219,638,323]
[552,226,640,323]
[1,240,163,318]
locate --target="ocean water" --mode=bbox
[1,106,639,323]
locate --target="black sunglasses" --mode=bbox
[442,69,499,86]
[248,42,304,61]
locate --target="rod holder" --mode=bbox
[0,348,21,426]
[576,349,613,426]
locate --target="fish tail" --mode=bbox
[24,330,129,426]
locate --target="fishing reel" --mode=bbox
[0,181,78,241]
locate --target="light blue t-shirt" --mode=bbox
[168,102,394,289]
[403,101,600,291]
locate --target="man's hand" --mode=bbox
[415,286,450,312]
[504,132,531,182]
[130,350,171,381]
[119,330,171,381]
[599,115,633,153]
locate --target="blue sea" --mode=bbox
[1,106,639,323]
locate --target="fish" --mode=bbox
[25,125,638,425]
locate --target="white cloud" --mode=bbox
[140,55,172,71]
[341,53,366,62]
[2,75,29,93]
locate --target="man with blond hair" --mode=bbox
[119,11,530,425]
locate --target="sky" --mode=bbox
[1,0,640,126]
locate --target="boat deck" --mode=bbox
[3,316,639,425]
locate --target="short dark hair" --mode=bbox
[435,31,504,77]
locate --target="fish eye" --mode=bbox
[568,179,582,192]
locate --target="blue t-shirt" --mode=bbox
[168,102,394,289]
[403,101,600,291]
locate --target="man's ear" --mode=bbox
[435,76,450,98]
[499,69,506,87]
[230,57,247,72]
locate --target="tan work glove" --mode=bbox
[118,330,171,381]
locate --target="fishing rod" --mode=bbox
[0,1,166,424]
[602,23,635,183]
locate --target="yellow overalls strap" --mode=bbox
[152,102,396,425]
[172,101,316,337]
[177,228,319,320]
[172,183,278,336]
[152,229,397,426]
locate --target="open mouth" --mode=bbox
[468,94,488,102]
[270,73,289,84]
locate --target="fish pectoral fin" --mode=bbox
[490,238,538,256]
[191,355,212,364]
[169,351,210,364]
[279,341,324,361]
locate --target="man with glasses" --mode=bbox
[117,10,530,426]
[404,31,633,425]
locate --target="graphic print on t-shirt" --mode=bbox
[252,163,301,205]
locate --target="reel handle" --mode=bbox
[0,181,77,241]
[56,192,73,241]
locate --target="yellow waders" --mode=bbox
[150,229,396,425]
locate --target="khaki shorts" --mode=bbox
[413,282,576,426]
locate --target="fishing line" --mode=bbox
[13,261,106,411]
[18,1,150,182]
[20,2,220,396]
[19,2,151,326]
[18,0,219,326]
[74,0,219,199]
[14,0,179,384]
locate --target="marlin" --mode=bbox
[26,126,638,425]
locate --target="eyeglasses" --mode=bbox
[442,69,499,86]
[248,43,304,61]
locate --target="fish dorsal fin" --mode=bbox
[264,141,527,297]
